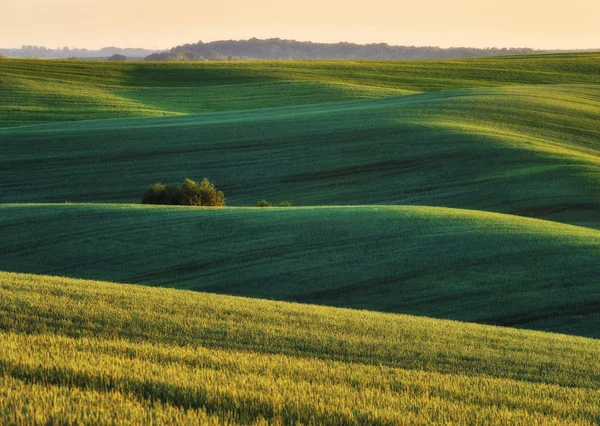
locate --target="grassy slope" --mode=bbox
[1,271,600,425]
[1,53,600,127]
[1,204,599,337]
[1,53,599,424]
[2,83,599,227]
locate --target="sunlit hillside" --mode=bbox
[2,272,600,425]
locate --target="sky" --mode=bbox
[1,0,598,50]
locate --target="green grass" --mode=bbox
[2,53,600,127]
[1,203,599,337]
[1,271,600,424]
[2,53,600,424]
[2,83,599,228]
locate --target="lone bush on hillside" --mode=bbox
[143,178,225,207]
[279,201,292,207]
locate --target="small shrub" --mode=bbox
[142,178,225,207]
[257,199,272,207]
[279,201,292,207]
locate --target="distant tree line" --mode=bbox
[0,45,155,59]
[2,40,595,61]
[143,38,579,62]
[145,50,226,61]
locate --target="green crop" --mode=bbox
[2,84,599,228]
[1,204,599,337]
[2,53,600,127]
[1,271,600,425]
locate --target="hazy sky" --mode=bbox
[1,0,598,50]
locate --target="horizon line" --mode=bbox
[3,37,600,52]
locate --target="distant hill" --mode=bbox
[0,45,158,59]
[3,40,595,61]
[147,37,589,61]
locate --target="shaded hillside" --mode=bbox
[1,204,599,337]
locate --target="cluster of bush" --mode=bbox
[143,178,225,207]
[142,178,295,208]
[257,200,292,207]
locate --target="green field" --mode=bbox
[2,83,599,227]
[1,54,600,424]
[1,203,599,338]
[2,53,600,127]
[1,272,600,425]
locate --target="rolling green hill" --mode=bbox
[1,204,599,337]
[2,52,600,425]
[1,53,599,127]
[2,83,599,227]
[1,271,600,425]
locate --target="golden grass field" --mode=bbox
[2,272,600,425]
